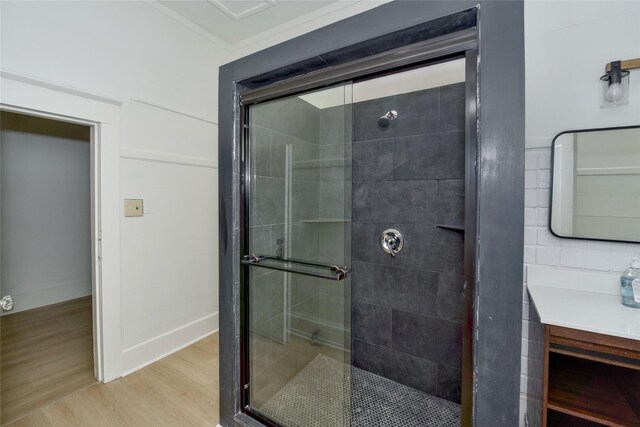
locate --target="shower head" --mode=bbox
[378,110,398,128]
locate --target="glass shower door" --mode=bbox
[243,83,353,426]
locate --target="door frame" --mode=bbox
[0,71,123,382]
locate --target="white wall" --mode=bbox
[1,113,91,313]
[0,0,222,375]
[119,102,218,369]
[0,0,385,378]
[521,1,640,424]
[225,1,391,60]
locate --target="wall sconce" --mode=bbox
[600,58,640,108]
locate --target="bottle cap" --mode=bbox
[632,258,640,269]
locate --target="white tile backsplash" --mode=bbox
[538,152,551,170]
[524,170,537,189]
[525,189,537,207]
[611,251,638,271]
[524,208,537,226]
[537,170,550,189]
[536,208,549,227]
[536,228,560,247]
[585,250,611,271]
[524,151,538,170]
[535,246,560,265]
[561,238,587,249]
[524,246,536,264]
[527,265,620,295]
[524,227,537,245]
[537,189,549,208]
[587,241,612,251]
[559,248,586,268]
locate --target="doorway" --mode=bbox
[0,111,97,424]
[240,54,474,426]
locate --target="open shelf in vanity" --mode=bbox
[545,326,640,426]
[528,284,640,427]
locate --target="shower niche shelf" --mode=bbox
[435,224,465,232]
[291,158,348,168]
[299,218,351,224]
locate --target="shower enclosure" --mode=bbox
[220,4,527,426]
[240,51,475,427]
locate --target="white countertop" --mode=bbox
[527,284,640,341]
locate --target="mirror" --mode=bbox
[550,125,640,243]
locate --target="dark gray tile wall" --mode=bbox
[249,84,465,403]
[350,83,466,404]
[249,96,353,353]
[248,97,321,343]
[316,104,352,351]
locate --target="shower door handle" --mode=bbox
[241,254,349,281]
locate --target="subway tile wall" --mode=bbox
[519,147,640,426]
[249,97,321,345]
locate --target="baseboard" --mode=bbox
[121,312,219,376]
[1,279,91,315]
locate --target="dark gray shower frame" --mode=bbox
[219,3,525,427]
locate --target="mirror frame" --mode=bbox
[549,124,640,243]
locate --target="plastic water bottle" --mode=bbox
[620,258,640,309]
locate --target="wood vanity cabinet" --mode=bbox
[542,325,640,426]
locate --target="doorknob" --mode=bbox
[1,295,14,311]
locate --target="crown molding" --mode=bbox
[143,0,390,58]
[231,1,389,52]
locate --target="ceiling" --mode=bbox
[158,0,340,45]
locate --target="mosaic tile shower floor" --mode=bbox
[259,354,460,427]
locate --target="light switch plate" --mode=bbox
[124,199,143,217]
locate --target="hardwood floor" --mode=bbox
[1,297,96,425]
[8,334,220,426]
[2,298,220,426]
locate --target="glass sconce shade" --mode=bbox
[600,70,630,108]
